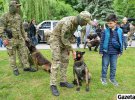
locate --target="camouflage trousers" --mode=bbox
[50,42,69,86]
[6,39,30,70]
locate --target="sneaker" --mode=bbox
[100,78,107,85]
[13,68,19,76]
[60,82,74,88]
[109,79,119,86]
[50,85,59,96]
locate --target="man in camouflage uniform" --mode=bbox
[0,1,36,76]
[86,33,100,52]
[49,11,92,96]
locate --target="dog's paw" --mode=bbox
[85,87,90,92]
[76,87,80,91]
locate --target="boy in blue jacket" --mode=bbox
[99,14,123,86]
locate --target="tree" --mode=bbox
[0,0,4,16]
[59,0,79,6]
[1,0,78,23]
[74,0,114,20]
[113,0,135,18]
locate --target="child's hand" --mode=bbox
[118,54,121,57]
[100,53,103,57]
[100,54,103,57]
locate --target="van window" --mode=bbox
[53,22,58,28]
[42,22,51,29]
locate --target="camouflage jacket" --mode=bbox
[50,16,78,51]
[0,12,27,40]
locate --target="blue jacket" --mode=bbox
[99,27,123,54]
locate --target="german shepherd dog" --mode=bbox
[25,40,51,73]
[73,51,91,92]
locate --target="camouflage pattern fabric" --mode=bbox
[0,4,30,70]
[49,11,92,85]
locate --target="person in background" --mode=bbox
[121,17,130,50]
[74,25,82,48]
[0,35,3,47]
[99,14,123,86]
[23,20,29,33]
[96,24,102,38]
[128,23,135,46]
[80,25,86,44]
[29,19,38,45]
[86,31,100,52]
[83,23,91,48]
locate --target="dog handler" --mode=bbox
[49,11,92,96]
[0,1,36,76]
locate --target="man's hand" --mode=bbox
[118,54,121,57]
[25,37,30,42]
[3,39,9,46]
[72,50,76,59]
[86,39,90,42]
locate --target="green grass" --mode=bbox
[0,48,135,100]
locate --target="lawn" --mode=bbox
[0,48,135,100]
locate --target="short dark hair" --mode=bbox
[106,14,118,22]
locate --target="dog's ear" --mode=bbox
[81,52,85,55]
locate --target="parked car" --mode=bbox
[133,32,135,40]
[36,20,58,43]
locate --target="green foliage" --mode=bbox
[113,0,135,18]
[0,0,78,23]
[0,0,9,16]
[59,0,79,6]
[21,0,78,22]
[74,0,114,21]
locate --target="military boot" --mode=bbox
[50,85,60,96]
[23,67,37,72]
[60,82,74,88]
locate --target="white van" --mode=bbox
[37,20,59,43]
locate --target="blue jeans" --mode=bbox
[77,37,81,47]
[101,53,118,80]
[123,35,128,49]
[0,38,3,47]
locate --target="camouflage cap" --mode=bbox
[79,11,92,22]
[9,1,21,7]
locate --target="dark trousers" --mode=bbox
[0,38,3,47]
[77,37,81,48]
